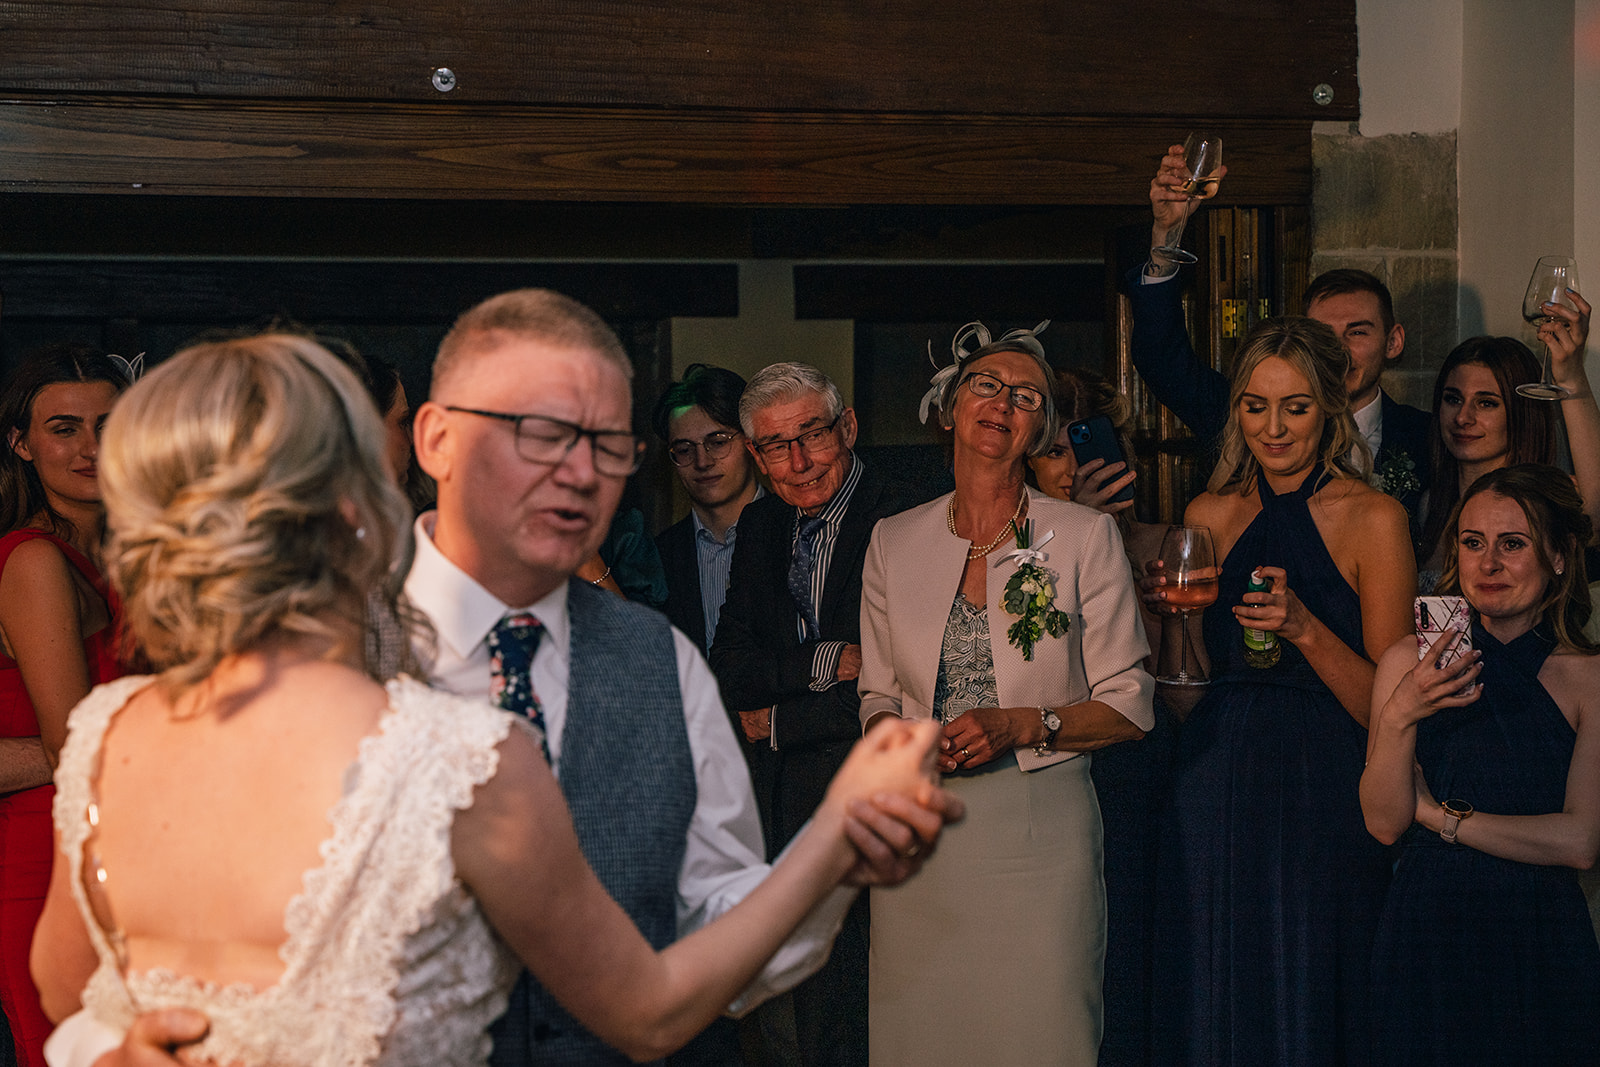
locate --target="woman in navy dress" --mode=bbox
[1362,463,1600,1065]
[1149,317,1416,1065]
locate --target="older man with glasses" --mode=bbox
[397,297,957,1067]
[711,361,911,1067]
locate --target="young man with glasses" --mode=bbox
[710,362,909,1067]
[651,364,763,656]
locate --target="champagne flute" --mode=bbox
[1517,256,1581,400]
[1153,133,1223,265]
[1154,524,1218,686]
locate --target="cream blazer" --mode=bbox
[858,489,1154,771]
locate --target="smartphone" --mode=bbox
[1414,595,1472,668]
[1067,416,1135,504]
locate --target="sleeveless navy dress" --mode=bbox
[1154,467,1390,1066]
[1371,623,1600,1066]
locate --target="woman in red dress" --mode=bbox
[0,346,128,1067]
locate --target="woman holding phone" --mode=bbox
[1361,463,1600,1064]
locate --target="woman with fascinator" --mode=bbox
[858,321,1154,1065]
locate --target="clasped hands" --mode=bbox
[824,717,965,885]
[937,705,1044,773]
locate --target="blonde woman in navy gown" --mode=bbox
[1150,317,1415,1065]
[860,322,1154,1065]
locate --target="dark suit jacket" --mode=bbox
[655,515,707,653]
[709,461,905,851]
[1376,390,1434,525]
[1124,265,1433,520]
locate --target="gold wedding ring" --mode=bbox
[959,746,970,760]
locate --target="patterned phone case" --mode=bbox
[1414,595,1472,668]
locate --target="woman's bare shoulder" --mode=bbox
[1318,478,1412,553]
[0,533,73,582]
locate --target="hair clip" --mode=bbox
[108,352,146,383]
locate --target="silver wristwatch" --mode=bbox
[1034,706,1062,757]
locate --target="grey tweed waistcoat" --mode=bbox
[489,579,696,1066]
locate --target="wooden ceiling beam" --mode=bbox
[0,97,1312,205]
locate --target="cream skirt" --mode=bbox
[869,754,1104,1066]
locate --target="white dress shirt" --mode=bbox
[1352,390,1384,457]
[403,513,853,1013]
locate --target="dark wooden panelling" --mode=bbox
[0,3,1358,120]
[0,260,739,321]
[0,100,1312,204]
[795,264,1104,322]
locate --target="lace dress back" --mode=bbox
[52,675,523,1067]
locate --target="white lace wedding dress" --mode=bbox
[48,675,524,1067]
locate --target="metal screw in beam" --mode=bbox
[1312,83,1334,106]
[432,67,457,92]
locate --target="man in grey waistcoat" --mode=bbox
[86,290,958,1067]
[401,288,954,1066]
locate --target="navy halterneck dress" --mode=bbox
[1371,623,1600,1066]
[1155,468,1390,1066]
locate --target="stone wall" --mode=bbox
[1311,126,1458,409]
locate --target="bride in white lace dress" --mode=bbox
[26,335,948,1067]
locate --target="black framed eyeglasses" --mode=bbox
[752,415,844,463]
[667,431,742,467]
[961,371,1045,412]
[445,406,644,476]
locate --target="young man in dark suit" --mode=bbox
[652,364,763,656]
[710,362,907,1067]
[1128,143,1433,526]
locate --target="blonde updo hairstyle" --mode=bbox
[100,333,418,689]
[1208,315,1371,495]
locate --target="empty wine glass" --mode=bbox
[1154,524,1218,686]
[1517,256,1581,400]
[1153,133,1223,265]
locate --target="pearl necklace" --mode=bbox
[947,491,1027,560]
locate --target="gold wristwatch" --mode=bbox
[1440,799,1473,844]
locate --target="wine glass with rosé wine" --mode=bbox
[1155,524,1219,686]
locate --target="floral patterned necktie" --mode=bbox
[787,515,827,640]
[487,612,551,760]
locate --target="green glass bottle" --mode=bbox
[1243,568,1281,669]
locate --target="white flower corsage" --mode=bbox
[996,519,1070,661]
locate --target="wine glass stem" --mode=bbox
[1541,341,1558,388]
[1164,197,1197,252]
[1178,609,1194,682]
